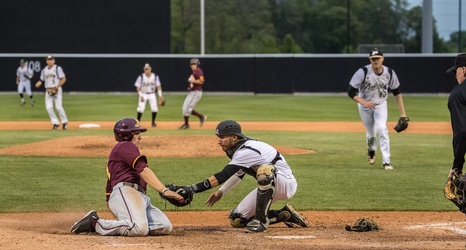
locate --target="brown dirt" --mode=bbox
[0,120,461,250]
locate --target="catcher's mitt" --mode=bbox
[158,96,166,106]
[394,116,409,133]
[47,87,58,96]
[159,183,194,207]
[444,169,466,213]
[345,218,379,232]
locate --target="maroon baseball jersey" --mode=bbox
[190,68,204,91]
[105,141,148,201]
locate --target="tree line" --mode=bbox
[171,0,464,54]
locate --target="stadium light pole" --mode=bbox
[201,0,205,55]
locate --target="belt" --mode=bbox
[145,92,154,94]
[114,182,145,193]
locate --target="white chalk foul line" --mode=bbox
[265,235,317,239]
[406,221,466,229]
[406,222,466,235]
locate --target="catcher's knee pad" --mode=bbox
[228,212,251,228]
[256,164,276,189]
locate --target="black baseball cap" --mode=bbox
[215,120,246,138]
[369,48,383,58]
[447,53,466,73]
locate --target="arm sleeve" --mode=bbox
[219,175,242,194]
[392,87,401,96]
[213,164,243,184]
[193,164,243,193]
[348,85,358,99]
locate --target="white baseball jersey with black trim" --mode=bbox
[40,65,65,88]
[134,73,160,94]
[349,65,400,105]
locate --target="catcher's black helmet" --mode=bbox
[215,120,246,138]
[114,118,147,142]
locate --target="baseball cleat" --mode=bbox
[31,99,34,107]
[62,123,68,130]
[383,163,393,170]
[70,210,99,234]
[368,150,375,165]
[52,124,59,130]
[20,100,25,106]
[200,115,207,127]
[152,122,157,127]
[179,124,190,129]
[244,219,268,233]
[283,204,309,228]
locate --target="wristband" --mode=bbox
[158,90,162,97]
[162,188,168,194]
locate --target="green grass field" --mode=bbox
[0,93,455,213]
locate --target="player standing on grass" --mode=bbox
[35,55,69,130]
[347,48,408,170]
[16,59,35,106]
[179,58,207,129]
[135,63,164,128]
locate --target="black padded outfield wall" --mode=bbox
[0,0,170,53]
[0,55,458,93]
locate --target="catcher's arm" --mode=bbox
[190,164,242,193]
[140,167,183,202]
[205,175,242,207]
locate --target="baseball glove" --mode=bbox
[159,183,194,207]
[345,218,379,232]
[47,87,58,96]
[444,169,466,213]
[158,96,166,106]
[394,116,409,133]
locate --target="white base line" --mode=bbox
[406,222,466,235]
[265,235,317,239]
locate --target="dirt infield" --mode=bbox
[0,121,462,250]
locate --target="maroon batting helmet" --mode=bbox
[113,118,147,142]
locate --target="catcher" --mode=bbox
[165,120,309,233]
[70,118,184,236]
[445,53,466,213]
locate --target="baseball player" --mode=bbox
[16,59,35,106]
[178,120,309,233]
[135,63,164,127]
[179,58,207,129]
[347,48,408,170]
[35,55,69,130]
[70,118,183,236]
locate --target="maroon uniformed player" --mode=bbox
[179,58,207,129]
[70,118,183,236]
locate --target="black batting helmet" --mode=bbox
[190,58,200,66]
[114,118,147,142]
[215,120,246,138]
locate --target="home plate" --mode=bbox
[78,123,101,128]
[265,235,317,239]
